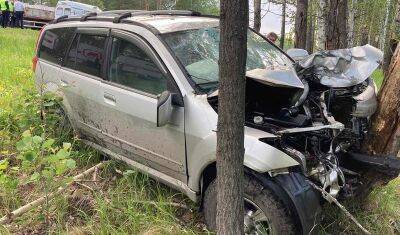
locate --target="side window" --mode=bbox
[109,37,167,95]
[65,34,79,69]
[38,27,76,64]
[74,34,107,77]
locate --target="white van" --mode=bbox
[55,0,102,19]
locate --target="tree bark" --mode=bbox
[326,0,348,50]
[216,0,248,234]
[295,0,309,49]
[316,0,327,50]
[347,0,356,47]
[364,44,400,156]
[280,0,287,49]
[254,0,262,32]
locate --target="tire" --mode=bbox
[203,175,296,234]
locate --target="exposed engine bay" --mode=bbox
[207,45,396,199]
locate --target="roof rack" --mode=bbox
[52,15,68,24]
[81,12,98,21]
[111,10,201,23]
[53,10,205,25]
[113,12,132,23]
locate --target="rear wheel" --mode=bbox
[203,175,296,234]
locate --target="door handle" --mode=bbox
[104,93,116,105]
[60,79,69,87]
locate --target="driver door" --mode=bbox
[98,30,187,182]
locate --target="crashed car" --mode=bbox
[33,10,399,234]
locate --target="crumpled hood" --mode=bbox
[298,44,383,88]
[246,67,304,89]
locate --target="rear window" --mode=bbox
[66,34,107,77]
[38,27,76,64]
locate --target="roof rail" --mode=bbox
[113,12,132,23]
[52,15,68,24]
[111,10,202,23]
[81,12,97,21]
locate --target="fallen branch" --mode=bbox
[74,182,94,192]
[307,180,371,235]
[0,161,107,225]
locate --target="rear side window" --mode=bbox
[38,27,75,64]
[66,34,107,77]
[108,37,167,95]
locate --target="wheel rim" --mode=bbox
[244,198,273,235]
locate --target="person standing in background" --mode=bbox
[13,0,23,28]
[9,0,15,27]
[0,0,10,27]
[266,32,278,44]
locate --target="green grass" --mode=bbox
[0,28,399,234]
[371,69,385,89]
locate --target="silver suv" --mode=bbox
[33,10,396,234]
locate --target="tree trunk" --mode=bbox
[280,0,287,49]
[306,11,314,53]
[295,0,308,49]
[364,44,400,156]
[383,1,400,74]
[316,0,327,51]
[254,0,261,32]
[381,0,392,51]
[326,0,348,50]
[347,0,356,47]
[217,0,248,234]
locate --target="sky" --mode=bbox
[248,0,294,36]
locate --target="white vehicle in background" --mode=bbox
[55,0,102,19]
[23,4,55,29]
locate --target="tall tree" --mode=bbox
[295,0,309,49]
[316,0,327,50]
[216,0,248,233]
[280,0,287,49]
[254,0,262,32]
[306,0,315,53]
[347,0,357,47]
[326,0,348,49]
[383,0,400,73]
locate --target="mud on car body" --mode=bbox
[33,10,400,234]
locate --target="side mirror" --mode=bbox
[157,91,172,127]
[286,48,310,62]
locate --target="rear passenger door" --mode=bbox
[37,27,75,93]
[98,30,187,182]
[59,28,109,139]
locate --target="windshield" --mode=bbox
[162,27,293,93]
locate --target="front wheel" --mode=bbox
[203,175,296,234]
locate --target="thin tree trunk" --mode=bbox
[364,44,400,156]
[254,0,261,32]
[347,0,356,47]
[383,1,400,73]
[381,0,392,50]
[306,9,314,53]
[295,0,309,49]
[326,0,348,49]
[316,0,327,50]
[217,0,248,234]
[280,0,287,49]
